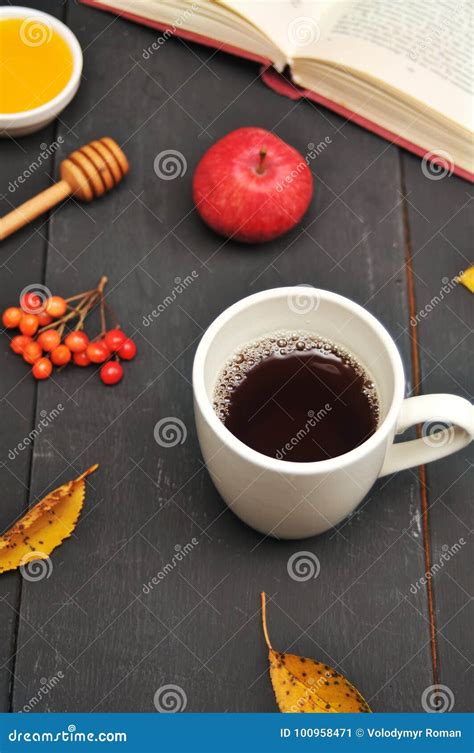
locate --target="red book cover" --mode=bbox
[80,0,473,183]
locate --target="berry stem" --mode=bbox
[38,293,94,333]
[74,291,99,331]
[38,306,83,333]
[66,299,89,314]
[98,278,108,337]
[104,299,120,329]
[256,148,267,175]
[37,276,108,334]
[64,289,95,303]
[97,276,108,295]
[99,292,106,337]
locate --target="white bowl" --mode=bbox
[0,6,83,137]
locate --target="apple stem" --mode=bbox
[256,148,267,175]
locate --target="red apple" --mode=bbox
[193,127,313,243]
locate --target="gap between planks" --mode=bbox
[399,152,439,688]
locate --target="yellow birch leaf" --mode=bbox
[0,465,98,574]
[458,265,474,293]
[261,592,371,713]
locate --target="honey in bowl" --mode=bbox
[0,17,74,114]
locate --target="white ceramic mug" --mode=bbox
[193,288,473,539]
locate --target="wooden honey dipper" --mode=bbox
[0,137,129,241]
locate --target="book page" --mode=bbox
[298,0,473,130]
[218,0,332,59]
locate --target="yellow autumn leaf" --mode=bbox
[0,465,98,574]
[261,592,371,713]
[458,265,474,293]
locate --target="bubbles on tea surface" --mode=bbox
[213,331,380,424]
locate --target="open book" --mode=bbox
[82,0,474,181]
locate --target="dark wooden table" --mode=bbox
[1,0,472,714]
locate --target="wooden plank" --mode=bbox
[0,0,67,711]
[11,3,433,712]
[401,152,473,712]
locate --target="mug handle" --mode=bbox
[379,394,474,477]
